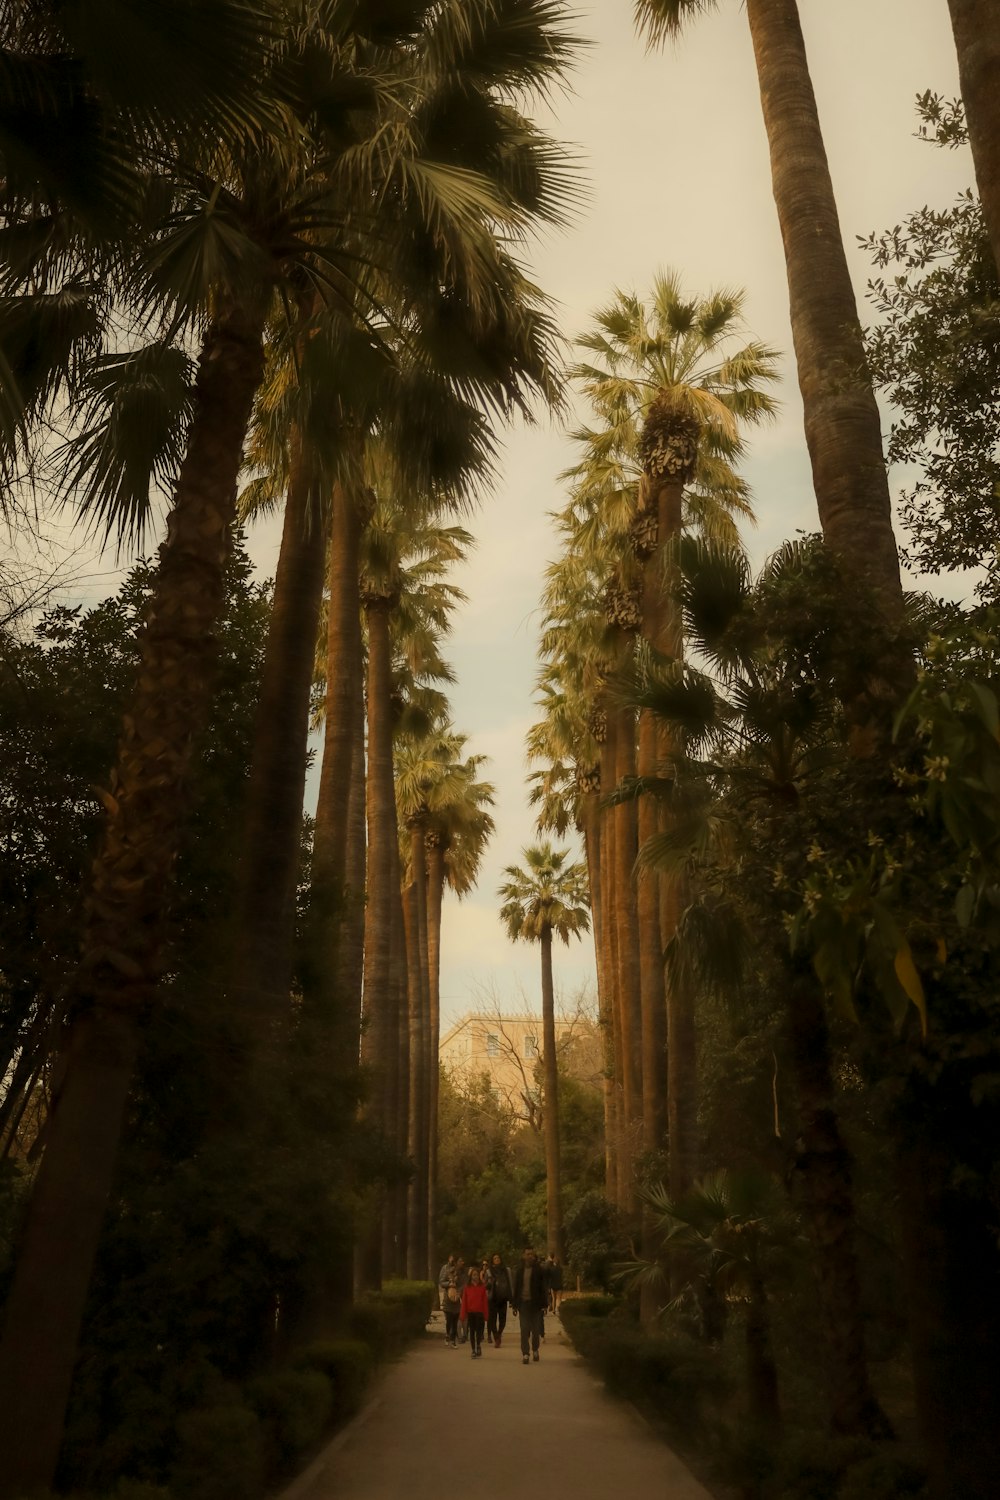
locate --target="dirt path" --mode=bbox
[282,1312,715,1500]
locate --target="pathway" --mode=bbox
[283,1311,715,1500]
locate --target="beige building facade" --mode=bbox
[439,1012,601,1117]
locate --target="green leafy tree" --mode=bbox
[861,99,1000,589]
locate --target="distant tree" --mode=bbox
[499,843,590,1258]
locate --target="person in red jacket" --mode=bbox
[460,1267,489,1359]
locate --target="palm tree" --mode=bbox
[945,1,1000,279]
[397,726,495,1274]
[572,273,778,1196]
[635,1,903,621]
[499,842,590,1258]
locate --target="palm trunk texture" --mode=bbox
[947,0,1000,280]
[612,698,642,1211]
[0,301,265,1499]
[745,0,902,615]
[358,599,398,1290]
[306,481,365,1020]
[599,713,624,1205]
[540,925,564,1260]
[425,840,446,1278]
[233,430,327,1028]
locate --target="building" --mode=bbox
[439,1011,601,1117]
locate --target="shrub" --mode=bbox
[378,1279,436,1337]
[245,1369,333,1473]
[347,1297,400,1357]
[291,1340,373,1423]
[170,1403,265,1500]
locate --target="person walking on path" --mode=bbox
[460,1268,489,1359]
[454,1257,470,1343]
[438,1254,457,1312]
[487,1251,512,1349]
[443,1276,462,1347]
[512,1247,547,1364]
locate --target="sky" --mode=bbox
[418,0,972,1027]
[8,2,974,1031]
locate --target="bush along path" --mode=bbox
[280,1304,714,1500]
[58,1280,437,1500]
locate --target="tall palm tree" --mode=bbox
[398,728,495,1272]
[499,842,590,1258]
[635,1,903,621]
[945,1,1000,279]
[572,273,777,1197]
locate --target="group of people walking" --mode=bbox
[438,1247,564,1364]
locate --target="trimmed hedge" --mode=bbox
[560,1299,733,1437]
[170,1402,265,1500]
[348,1279,434,1354]
[246,1368,334,1472]
[58,1280,435,1500]
[291,1338,373,1424]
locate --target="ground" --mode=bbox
[280,1311,715,1500]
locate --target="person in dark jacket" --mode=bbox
[511,1247,546,1363]
[487,1251,513,1348]
[460,1268,489,1358]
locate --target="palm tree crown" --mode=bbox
[498,841,590,944]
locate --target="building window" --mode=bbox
[524,1035,538,1060]
[486,1033,499,1058]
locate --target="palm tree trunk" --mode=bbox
[786,965,891,1439]
[946,0,1000,280]
[612,698,642,1212]
[358,598,397,1289]
[600,712,624,1205]
[233,427,328,1028]
[745,0,902,614]
[581,785,616,1203]
[0,299,265,1500]
[425,840,446,1281]
[338,658,367,1011]
[540,924,564,1259]
[378,879,401,1281]
[637,706,667,1156]
[403,877,428,1279]
[390,878,410,1275]
[306,480,365,1018]
[408,817,432,1282]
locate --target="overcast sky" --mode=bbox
[417,0,973,1027]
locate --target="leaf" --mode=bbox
[968,681,1000,740]
[894,941,928,1038]
[955,883,976,928]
